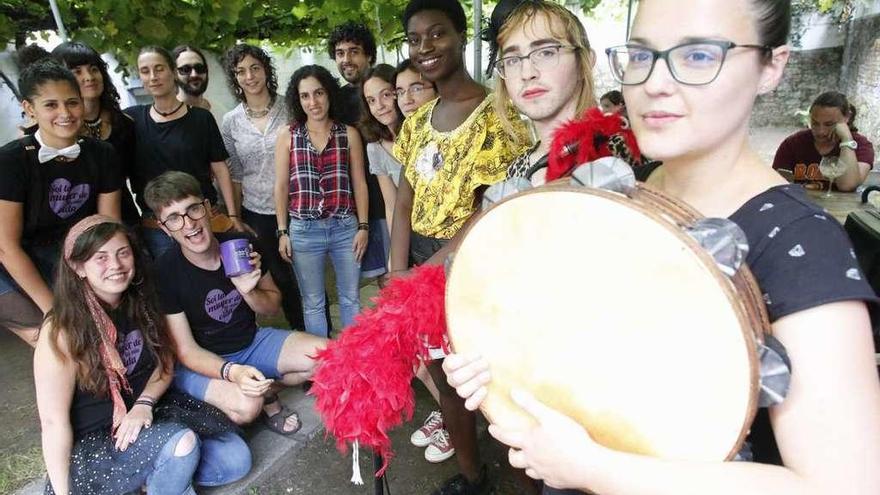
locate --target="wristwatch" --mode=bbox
[276,228,289,238]
[839,140,858,151]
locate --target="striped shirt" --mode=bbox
[287,121,354,220]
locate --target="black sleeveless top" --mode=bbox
[69,308,156,439]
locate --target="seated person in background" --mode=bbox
[773,91,874,192]
[145,171,327,436]
[599,90,626,117]
[35,215,250,495]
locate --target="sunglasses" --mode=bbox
[177,63,207,75]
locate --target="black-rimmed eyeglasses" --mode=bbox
[493,45,579,79]
[160,200,208,231]
[605,41,772,86]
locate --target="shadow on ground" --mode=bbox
[247,385,531,495]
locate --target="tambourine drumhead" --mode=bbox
[445,187,760,461]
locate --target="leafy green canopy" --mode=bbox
[3,0,414,63]
[1,0,629,65]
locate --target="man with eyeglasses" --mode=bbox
[172,45,212,112]
[145,170,328,437]
[486,0,598,187]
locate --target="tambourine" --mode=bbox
[445,160,785,461]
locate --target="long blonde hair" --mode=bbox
[493,2,597,140]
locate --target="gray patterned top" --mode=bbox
[221,99,288,215]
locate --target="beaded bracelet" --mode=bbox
[220,361,236,381]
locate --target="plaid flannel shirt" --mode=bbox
[287,121,355,220]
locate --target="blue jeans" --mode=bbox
[195,431,251,486]
[140,226,177,260]
[289,216,361,337]
[146,428,200,495]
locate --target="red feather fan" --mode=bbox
[547,107,641,182]
[311,264,448,476]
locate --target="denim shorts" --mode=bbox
[173,327,291,400]
[361,218,390,279]
[0,243,59,296]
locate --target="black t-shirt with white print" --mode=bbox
[0,136,123,246]
[729,184,877,464]
[156,232,260,355]
[730,184,877,323]
[543,182,878,494]
[69,307,156,439]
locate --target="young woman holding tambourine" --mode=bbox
[443,1,880,494]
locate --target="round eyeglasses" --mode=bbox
[605,40,772,86]
[493,45,579,80]
[160,200,208,231]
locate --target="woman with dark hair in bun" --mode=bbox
[0,60,122,345]
[773,91,874,192]
[445,1,880,494]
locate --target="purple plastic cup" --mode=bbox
[219,238,254,277]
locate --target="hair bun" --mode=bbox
[484,0,534,75]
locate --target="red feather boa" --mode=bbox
[311,264,448,476]
[547,107,641,181]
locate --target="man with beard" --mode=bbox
[327,21,376,126]
[326,22,391,285]
[173,45,212,111]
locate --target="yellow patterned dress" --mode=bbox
[394,95,528,239]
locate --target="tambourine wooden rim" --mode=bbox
[445,182,770,461]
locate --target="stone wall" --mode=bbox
[840,13,880,164]
[751,46,843,127]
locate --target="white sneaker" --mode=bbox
[410,410,444,447]
[424,428,455,463]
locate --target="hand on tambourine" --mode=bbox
[443,353,491,411]
[489,388,600,490]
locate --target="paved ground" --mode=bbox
[3,126,801,494]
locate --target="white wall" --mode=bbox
[0,50,24,144]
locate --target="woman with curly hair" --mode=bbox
[220,44,308,331]
[273,65,369,338]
